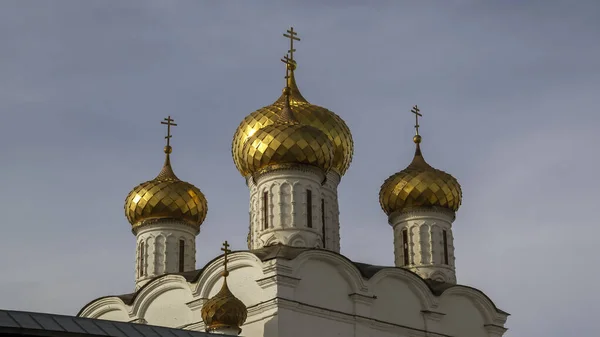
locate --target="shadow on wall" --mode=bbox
[262,315,278,337]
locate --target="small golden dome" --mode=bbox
[232,67,353,177]
[379,142,462,215]
[239,78,335,176]
[124,147,208,231]
[201,241,247,334]
[201,278,247,334]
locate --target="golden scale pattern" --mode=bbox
[201,281,248,332]
[232,72,353,177]
[124,156,208,231]
[379,146,462,215]
[240,121,334,175]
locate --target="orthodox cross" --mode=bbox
[281,54,292,84]
[283,27,300,63]
[161,116,177,147]
[411,105,422,136]
[221,241,232,274]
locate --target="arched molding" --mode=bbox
[440,285,507,325]
[78,297,132,319]
[368,268,439,309]
[192,252,263,297]
[289,233,307,248]
[290,250,368,293]
[130,275,191,317]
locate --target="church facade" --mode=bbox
[78,28,510,337]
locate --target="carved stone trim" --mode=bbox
[421,310,445,322]
[256,274,301,289]
[128,318,147,324]
[349,293,376,305]
[485,324,508,336]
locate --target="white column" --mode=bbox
[134,220,198,290]
[248,166,326,249]
[321,170,341,252]
[389,208,457,284]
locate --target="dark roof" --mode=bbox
[0,309,221,337]
[80,244,508,316]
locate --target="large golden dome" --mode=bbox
[124,146,208,232]
[379,136,462,216]
[232,65,353,177]
[240,87,334,176]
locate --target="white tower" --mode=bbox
[379,106,462,284]
[232,28,353,251]
[124,116,208,289]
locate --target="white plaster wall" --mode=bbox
[438,295,488,337]
[80,250,508,337]
[94,309,130,322]
[135,221,197,289]
[248,168,326,249]
[390,209,457,284]
[143,287,194,328]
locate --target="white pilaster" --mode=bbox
[134,220,198,290]
[389,208,457,284]
[247,166,327,249]
[321,170,341,252]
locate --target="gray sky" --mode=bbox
[1,1,598,336]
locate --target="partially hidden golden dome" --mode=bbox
[379,137,462,215]
[201,275,247,334]
[240,86,335,176]
[232,65,353,177]
[124,146,208,231]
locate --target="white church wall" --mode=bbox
[140,285,195,328]
[370,276,425,329]
[438,294,488,337]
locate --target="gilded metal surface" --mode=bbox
[201,280,247,333]
[201,241,247,333]
[232,69,353,177]
[124,153,208,231]
[379,144,462,215]
[240,120,334,176]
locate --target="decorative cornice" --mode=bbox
[128,317,147,324]
[389,207,456,225]
[134,220,199,236]
[256,274,301,289]
[186,298,206,311]
[485,324,508,336]
[421,310,445,322]
[253,164,326,183]
[349,293,376,305]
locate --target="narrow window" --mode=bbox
[443,230,449,265]
[263,191,269,229]
[321,198,326,248]
[178,239,185,272]
[306,190,313,228]
[402,229,409,266]
[138,243,145,277]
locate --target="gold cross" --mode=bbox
[221,241,232,273]
[411,105,422,136]
[281,54,292,84]
[283,27,300,63]
[160,116,177,147]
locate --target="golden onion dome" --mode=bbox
[379,135,462,215]
[124,145,208,232]
[240,85,334,176]
[201,242,247,334]
[232,64,353,177]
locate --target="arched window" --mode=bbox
[263,191,269,230]
[306,189,313,228]
[442,230,449,265]
[138,242,145,277]
[178,239,185,272]
[402,229,409,266]
[321,198,326,248]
